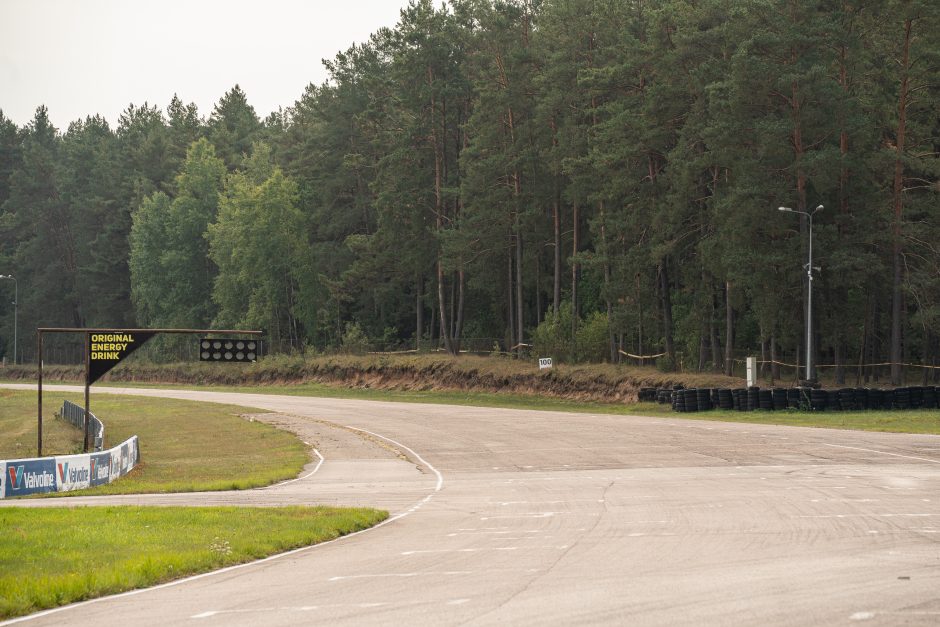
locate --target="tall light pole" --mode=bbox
[778,205,823,382]
[0,274,16,365]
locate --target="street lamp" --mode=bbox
[778,205,823,382]
[0,274,16,365]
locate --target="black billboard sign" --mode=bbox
[87,332,156,385]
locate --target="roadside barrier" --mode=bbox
[58,400,104,451]
[639,385,940,413]
[0,435,139,499]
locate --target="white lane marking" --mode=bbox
[329,568,539,582]
[823,443,940,465]
[627,533,676,537]
[401,546,568,556]
[329,571,472,581]
[447,530,544,537]
[1,428,443,627]
[192,602,390,618]
[448,599,471,606]
[260,448,325,490]
[798,513,936,519]
[403,547,520,555]
[850,611,875,621]
[480,512,599,520]
[346,425,445,494]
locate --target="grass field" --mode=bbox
[0,505,388,619]
[0,389,308,494]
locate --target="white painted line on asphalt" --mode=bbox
[823,443,940,465]
[447,530,544,537]
[797,513,936,519]
[328,571,473,581]
[401,546,568,555]
[480,512,600,520]
[1,428,443,627]
[260,448,325,490]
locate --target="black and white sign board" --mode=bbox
[539,357,553,370]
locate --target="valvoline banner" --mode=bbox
[90,451,112,487]
[54,454,92,492]
[5,458,57,497]
[1,436,139,499]
[87,331,156,385]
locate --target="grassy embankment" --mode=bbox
[3,354,938,435]
[0,389,388,620]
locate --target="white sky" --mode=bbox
[0,0,408,129]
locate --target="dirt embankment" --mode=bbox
[0,354,745,404]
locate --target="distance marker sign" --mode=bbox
[87,332,156,385]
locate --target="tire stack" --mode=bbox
[758,389,774,411]
[717,388,734,410]
[733,388,746,411]
[923,386,938,409]
[867,388,885,410]
[772,388,788,411]
[638,387,658,402]
[893,387,911,410]
[786,388,803,409]
[696,388,713,411]
[746,387,760,412]
[836,388,857,412]
[810,388,829,411]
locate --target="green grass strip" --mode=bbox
[0,505,388,619]
[1,389,308,495]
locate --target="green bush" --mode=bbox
[340,322,371,355]
[575,311,611,363]
[532,303,575,362]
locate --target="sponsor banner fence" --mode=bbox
[59,400,105,451]
[1,436,139,500]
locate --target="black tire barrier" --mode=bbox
[923,386,938,409]
[810,389,828,411]
[647,385,938,414]
[758,389,774,411]
[717,388,734,410]
[696,388,712,411]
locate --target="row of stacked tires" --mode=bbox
[638,386,940,412]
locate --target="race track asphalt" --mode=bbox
[2,384,940,626]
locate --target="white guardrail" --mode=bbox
[0,402,139,499]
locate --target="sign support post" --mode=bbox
[84,331,91,453]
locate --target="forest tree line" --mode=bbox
[0,0,938,385]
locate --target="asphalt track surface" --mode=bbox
[3,384,940,626]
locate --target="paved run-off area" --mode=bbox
[2,384,939,626]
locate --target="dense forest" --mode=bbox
[0,0,938,384]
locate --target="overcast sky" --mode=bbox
[0,0,408,130]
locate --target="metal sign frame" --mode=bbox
[36,327,262,456]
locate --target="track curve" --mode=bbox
[2,384,940,626]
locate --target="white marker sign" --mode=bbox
[539,357,553,370]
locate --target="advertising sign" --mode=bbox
[87,331,156,385]
[90,452,112,487]
[0,461,5,499]
[5,458,57,497]
[55,454,92,492]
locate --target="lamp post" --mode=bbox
[778,205,823,382]
[0,274,15,365]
